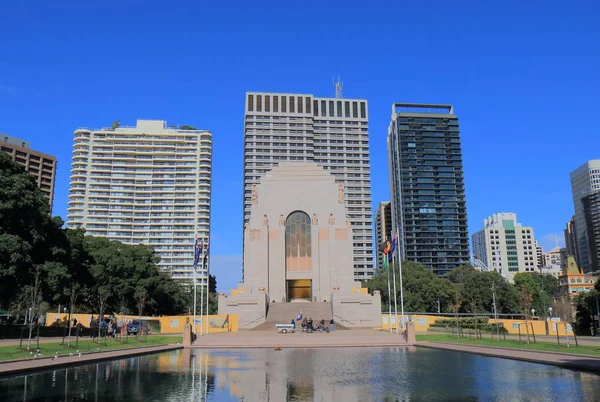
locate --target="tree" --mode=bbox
[363,260,456,313]
[514,272,558,315]
[0,153,55,308]
[179,125,197,130]
[446,265,520,314]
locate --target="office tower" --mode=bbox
[374,201,392,269]
[564,215,578,263]
[243,92,374,278]
[582,193,600,272]
[67,120,212,284]
[1,134,57,211]
[471,213,538,283]
[570,160,600,273]
[387,103,469,276]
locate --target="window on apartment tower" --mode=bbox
[282,96,287,113]
[337,101,342,117]
[265,95,270,112]
[345,102,350,117]
[360,102,366,118]
[306,97,311,114]
[352,102,358,118]
[329,101,334,117]
[298,97,303,113]
[313,100,318,116]
[290,97,295,113]
[321,100,326,117]
[273,96,279,112]
[248,94,254,111]
[256,95,262,112]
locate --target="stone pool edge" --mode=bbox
[0,344,183,377]
[418,342,600,373]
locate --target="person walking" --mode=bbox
[291,318,296,331]
[90,316,97,339]
[330,318,335,332]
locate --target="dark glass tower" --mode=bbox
[387,103,469,276]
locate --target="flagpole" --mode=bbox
[391,252,399,334]
[204,242,210,336]
[193,236,198,339]
[199,239,205,336]
[386,254,392,333]
[397,233,406,333]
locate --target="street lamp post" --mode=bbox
[531,308,535,317]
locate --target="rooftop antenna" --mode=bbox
[333,76,343,98]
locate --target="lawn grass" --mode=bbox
[416,333,600,357]
[0,335,183,362]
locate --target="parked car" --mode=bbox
[127,320,150,335]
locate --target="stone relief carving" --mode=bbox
[346,219,351,229]
[262,214,268,226]
[312,214,318,225]
[328,214,335,225]
[337,183,344,203]
[279,214,285,226]
[249,229,261,241]
[251,184,258,205]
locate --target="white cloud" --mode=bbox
[209,255,242,293]
[539,232,565,251]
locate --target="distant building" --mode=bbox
[564,215,578,265]
[535,240,544,269]
[544,245,562,268]
[558,253,594,298]
[374,202,392,269]
[570,160,600,273]
[471,213,537,283]
[1,134,57,211]
[67,120,212,285]
[387,103,469,276]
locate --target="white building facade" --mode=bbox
[243,92,374,279]
[471,213,538,282]
[67,120,212,285]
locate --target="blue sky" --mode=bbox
[1,1,599,292]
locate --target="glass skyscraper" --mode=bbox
[387,103,469,276]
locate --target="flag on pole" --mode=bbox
[383,254,388,269]
[390,232,399,255]
[203,240,210,267]
[193,235,201,268]
[295,311,303,321]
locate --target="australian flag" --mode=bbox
[193,235,202,269]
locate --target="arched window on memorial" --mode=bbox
[285,211,311,272]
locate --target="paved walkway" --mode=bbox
[191,329,410,349]
[419,330,600,346]
[0,344,182,377]
[420,342,600,372]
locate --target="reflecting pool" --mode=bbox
[2,347,600,401]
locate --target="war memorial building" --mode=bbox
[218,162,381,328]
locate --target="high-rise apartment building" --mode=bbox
[1,134,57,211]
[387,103,469,276]
[535,240,545,269]
[374,201,392,269]
[472,213,538,283]
[243,92,374,278]
[67,120,212,285]
[570,160,600,273]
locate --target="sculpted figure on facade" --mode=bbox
[328,214,335,225]
[251,184,258,205]
[279,214,285,226]
[338,183,344,203]
[262,214,268,226]
[312,214,318,225]
[346,219,351,229]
